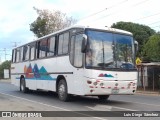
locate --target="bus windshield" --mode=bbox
[85,29,135,70]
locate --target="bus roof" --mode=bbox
[75,25,132,35]
[37,24,132,41]
[13,24,133,49]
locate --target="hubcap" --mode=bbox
[21,81,24,91]
[58,84,65,98]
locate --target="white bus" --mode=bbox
[11,25,138,101]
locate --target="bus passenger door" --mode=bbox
[25,43,37,90]
[70,34,85,95]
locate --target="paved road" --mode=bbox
[0,81,160,120]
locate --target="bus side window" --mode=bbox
[30,43,36,60]
[16,48,20,63]
[63,32,69,54]
[47,36,55,57]
[70,36,75,65]
[58,32,69,55]
[20,47,23,62]
[12,49,16,63]
[38,39,47,58]
[23,45,30,61]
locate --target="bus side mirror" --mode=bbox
[134,40,138,54]
[81,34,88,53]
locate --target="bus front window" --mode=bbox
[114,34,134,69]
[85,29,135,70]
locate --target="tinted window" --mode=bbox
[20,47,23,62]
[70,36,75,65]
[47,36,56,57]
[38,39,47,58]
[30,43,36,60]
[69,34,83,67]
[63,32,69,54]
[86,30,113,67]
[12,50,16,63]
[74,34,83,67]
[58,32,69,55]
[23,45,30,61]
[16,49,20,62]
[58,34,63,55]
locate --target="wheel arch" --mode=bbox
[20,75,25,80]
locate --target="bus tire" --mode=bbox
[57,79,70,102]
[98,95,109,101]
[20,78,29,93]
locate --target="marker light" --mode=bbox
[87,80,92,84]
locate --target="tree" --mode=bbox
[0,60,11,79]
[143,34,160,62]
[111,22,155,56]
[30,7,77,38]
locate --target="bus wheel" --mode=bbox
[57,79,70,102]
[98,95,110,101]
[20,78,29,93]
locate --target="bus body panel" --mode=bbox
[11,56,86,95]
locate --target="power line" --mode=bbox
[79,8,107,20]
[102,0,150,19]
[151,25,160,28]
[131,0,150,7]
[79,0,128,21]
[133,12,160,21]
[107,0,129,9]
[87,0,150,25]
[148,21,160,26]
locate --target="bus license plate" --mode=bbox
[111,89,119,94]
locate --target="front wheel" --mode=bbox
[98,95,110,101]
[57,79,70,101]
[20,78,29,93]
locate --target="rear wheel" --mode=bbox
[98,95,110,101]
[20,78,29,93]
[57,79,70,101]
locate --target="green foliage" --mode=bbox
[30,7,77,38]
[30,17,47,38]
[0,60,11,79]
[143,34,160,62]
[111,22,155,56]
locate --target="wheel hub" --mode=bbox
[59,84,65,97]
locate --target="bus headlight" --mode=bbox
[128,83,131,88]
[93,82,98,86]
[100,83,104,86]
[132,83,136,86]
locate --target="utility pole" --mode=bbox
[11,41,21,48]
[12,42,18,48]
[0,48,10,61]
[4,48,6,61]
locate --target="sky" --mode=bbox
[0,0,160,62]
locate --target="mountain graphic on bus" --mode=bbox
[24,64,55,80]
[98,73,114,78]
